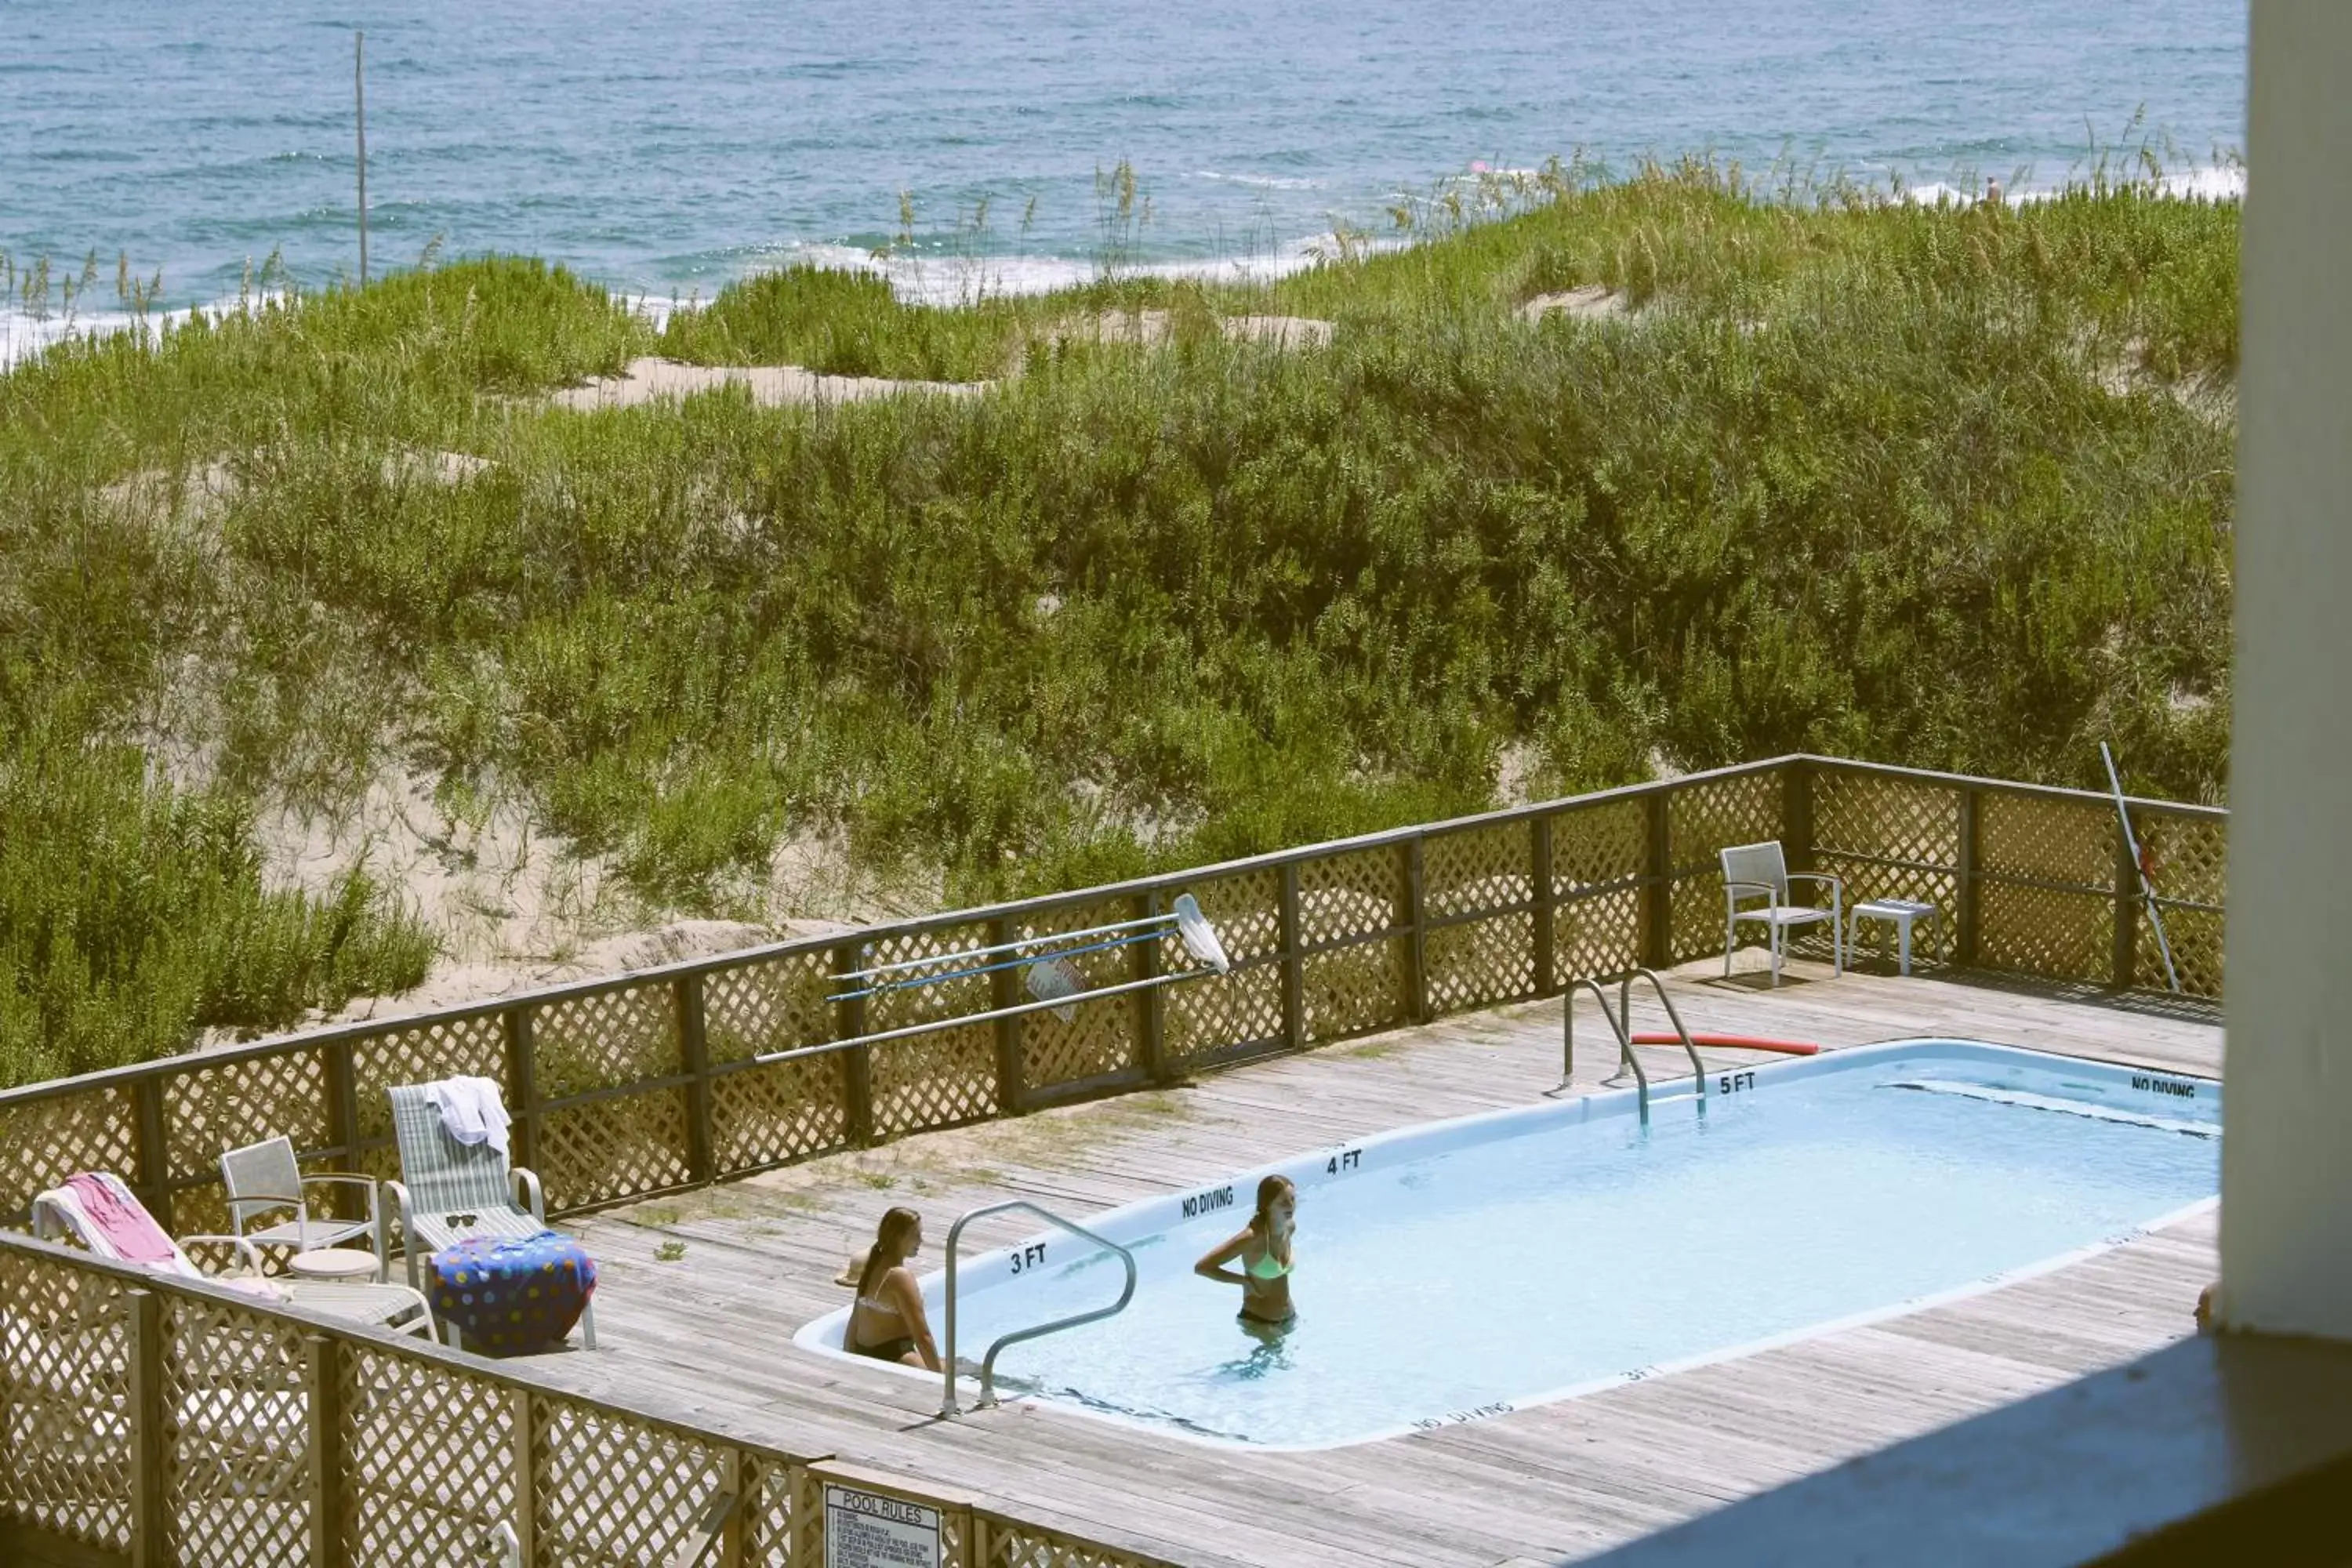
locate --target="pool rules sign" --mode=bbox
[824,1483,942,1568]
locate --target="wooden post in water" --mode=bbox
[355,31,368,285]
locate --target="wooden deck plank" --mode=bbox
[554,962,2222,1567]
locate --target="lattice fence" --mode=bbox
[1163,868,1286,1066]
[705,953,835,1065]
[1668,771,1786,962]
[741,1453,798,1568]
[0,1243,133,1552]
[702,949,856,1175]
[1812,770,1964,968]
[1422,826,1538,1013]
[0,1087,139,1221]
[1297,848,1406,1041]
[532,982,681,1103]
[531,1393,741,1566]
[1554,887,1642,988]
[1425,911,1536,1013]
[539,1088,695,1210]
[1014,897,1145,1094]
[1547,799,1648,987]
[2137,811,2227,998]
[161,1290,314,1566]
[710,1054,854,1177]
[342,1340,519,1564]
[985,1514,1181,1568]
[350,1011,514,1187]
[1423,824,1533,921]
[1977,792,2118,981]
[158,1047,336,1235]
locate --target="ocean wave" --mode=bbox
[1194,171,1322,191]
[688,237,1355,309]
[0,296,287,372]
[1904,162,2245,207]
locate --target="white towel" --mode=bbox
[424,1076,512,1161]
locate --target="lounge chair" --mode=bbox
[30,1172,431,1337]
[219,1134,389,1279]
[386,1080,597,1349]
[1720,840,1845,987]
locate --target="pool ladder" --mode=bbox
[939,1199,1137,1417]
[1548,967,1708,1125]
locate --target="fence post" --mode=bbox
[127,1287,165,1568]
[510,1386,537,1568]
[717,1447,747,1568]
[503,1007,539,1175]
[1402,840,1429,1024]
[1642,791,1674,969]
[1956,786,1982,967]
[1279,862,1305,1051]
[833,945,876,1146]
[1783,758,1815,874]
[131,1077,172,1230]
[1137,891,1169,1083]
[325,1040,363,1175]
[988,916,1026,1112]
[2111,818,2143,991]
[1530,815,1558,996]
[677,974,715,1186]
[306,1334,346,1568]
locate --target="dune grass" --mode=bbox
[0,162,2238,1083]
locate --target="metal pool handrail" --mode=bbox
[1549,975,1632,1098]
[1555,969,1707,1125]
[940,1199,1138,1416]
[1619,967,1708,1112]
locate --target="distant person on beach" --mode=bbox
[843,1207,942,1370]
[1195,1174,1298,1330]
[1984,176,2002,206]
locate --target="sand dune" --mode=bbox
[550,356,991,411]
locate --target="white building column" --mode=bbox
[2218,3,2352,1338]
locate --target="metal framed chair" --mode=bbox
[386,1080,597,1349]
[1719,840,1844,986]
[219,1134,387,1281]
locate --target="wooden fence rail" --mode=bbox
[0,756,2224,1247]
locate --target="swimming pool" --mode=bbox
[795,1040,2220,1450]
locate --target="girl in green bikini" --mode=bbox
[1194,1174,1297,1327]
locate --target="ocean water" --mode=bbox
[800,1044,2219,1449]
[3,0,2244,318]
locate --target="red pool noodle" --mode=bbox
[1628,1033,1820,1056]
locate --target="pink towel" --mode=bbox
[64,1174,180,1265]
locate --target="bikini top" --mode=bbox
[1245,1243,1292,1281]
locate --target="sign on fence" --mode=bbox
[826,1483,942,1568]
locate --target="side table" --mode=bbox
[286,1247,385,1283]
[1849,898,1940,976]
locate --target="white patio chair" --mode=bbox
[1719,840,1844,986]
[220,1134,387,1281]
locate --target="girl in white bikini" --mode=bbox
[1194,1174,1297,1327]
[844,1207,941,1370]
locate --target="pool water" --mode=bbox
[796,1042,2220,1449]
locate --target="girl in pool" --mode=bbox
[1194,1174,1297,1328]
[844,1207,942,1370]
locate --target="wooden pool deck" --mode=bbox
[532,959,2225,1568]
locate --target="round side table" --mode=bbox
[286,1247,383,1283]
